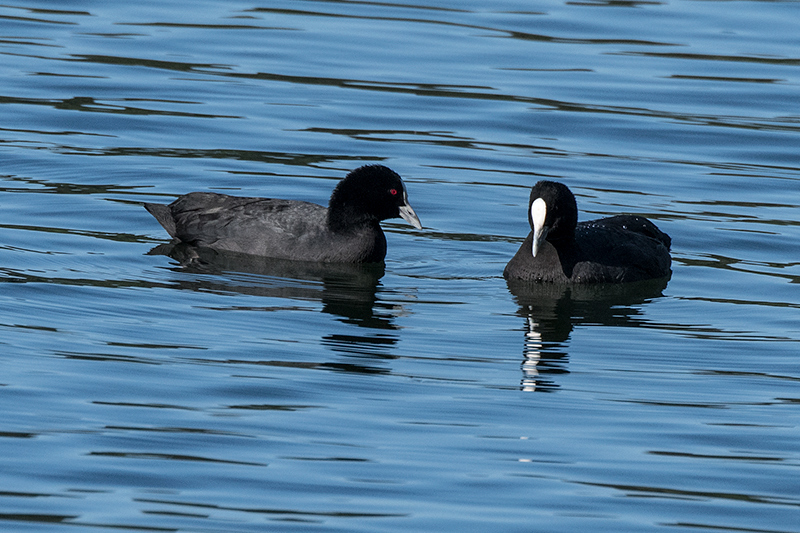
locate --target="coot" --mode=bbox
[144,164,422,263]
[503,180,671,283]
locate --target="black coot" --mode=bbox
[504,180,671,283]
[144,165,422,263]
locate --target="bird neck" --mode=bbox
[327,204,376,233]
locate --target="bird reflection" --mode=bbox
[148,243,399,363]
[507,277,669,392]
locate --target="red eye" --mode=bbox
[389,188,398,196]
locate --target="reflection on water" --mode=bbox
[149,243,400,362]
[3,0,800,531]
[507,278,670,392]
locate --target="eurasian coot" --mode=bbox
[144,164,422,263]
[503,180,671,283]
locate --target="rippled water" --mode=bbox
[2,1,799,532]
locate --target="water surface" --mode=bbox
[2,1,799,532]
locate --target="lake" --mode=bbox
[1,1,799,531]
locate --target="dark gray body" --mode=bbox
[504,215,671,283]
[145,192,387,263]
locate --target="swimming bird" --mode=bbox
[144,164,422,263]
[503,180,671,283]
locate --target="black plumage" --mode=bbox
[504,180,671,283]
[144,165,421,263]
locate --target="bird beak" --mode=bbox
[399,187,422,229]
[532,224,549,257]
[530,197,547,257]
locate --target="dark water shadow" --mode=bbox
[506,277,670,392]
[148,243,399,365]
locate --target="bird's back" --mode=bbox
[504,214,671,283]
[145,192,386,263]
[571,216,671,282]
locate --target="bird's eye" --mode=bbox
[389,188,398,196]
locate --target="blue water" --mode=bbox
[2,1,799,531]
